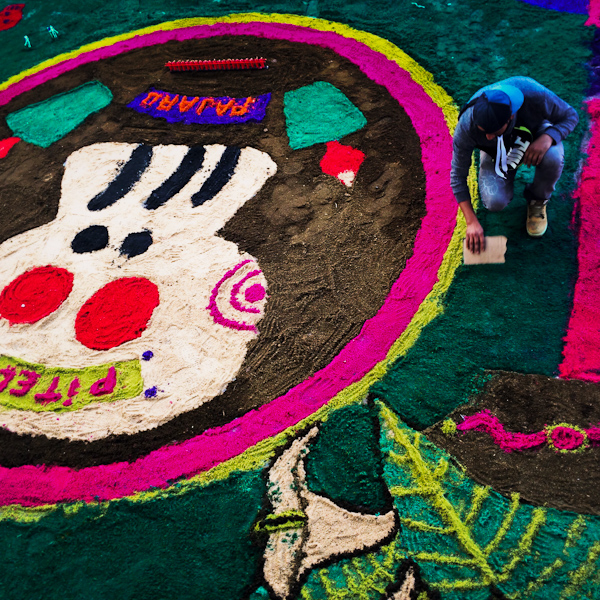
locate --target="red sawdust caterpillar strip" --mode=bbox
[165,58,268,71]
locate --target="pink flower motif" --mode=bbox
[546,423,588,453]
[208,260,267,332]
[586,427,600,444]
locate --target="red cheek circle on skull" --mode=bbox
[0,266,74,325]
[75,277,160,350]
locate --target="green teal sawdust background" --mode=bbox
[0,0,595,598]
[0,472,266,600]
[305,404,390,513]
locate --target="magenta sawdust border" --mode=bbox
[0,20,456,506]
[559,98,600,381]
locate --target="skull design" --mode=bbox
[0,142,277,441]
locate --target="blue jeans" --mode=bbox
[478,136,564,211]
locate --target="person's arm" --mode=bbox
[451,116,485,252]
[522,79,579,166]
[538,88,579,144]
[459,199,485,253]
[450,119,476,206]
[523,132,553,167]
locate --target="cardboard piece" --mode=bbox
[463,235,507,265]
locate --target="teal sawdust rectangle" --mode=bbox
[283,81,367,150]
[5,80,113,148]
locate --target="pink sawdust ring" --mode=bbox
[546,424,589,453]
[0,18,457,506]
[230,270,263,314]
[208,260,261,332]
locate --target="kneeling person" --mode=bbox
[451,76,578,253]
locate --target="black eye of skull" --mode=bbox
[120,230,153,258]
[71,225,109,254]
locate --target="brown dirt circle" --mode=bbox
[0,35,426,468]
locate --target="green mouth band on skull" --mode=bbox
[0,355,143,413]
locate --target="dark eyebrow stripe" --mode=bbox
[144,146,206,210]
[191,146,241,207]
[87,145,154,211]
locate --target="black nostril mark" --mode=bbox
[71,225,109,253]
[120,230,153,258]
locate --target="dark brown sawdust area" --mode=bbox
[0,36,426,468]
[428,371,600,515]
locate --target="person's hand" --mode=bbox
[523,133,553,167]
[466,219,485,254]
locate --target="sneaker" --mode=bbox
[526,201,548,237]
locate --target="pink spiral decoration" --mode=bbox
[208,260,266,332]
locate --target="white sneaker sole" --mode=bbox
[527,222,547,237]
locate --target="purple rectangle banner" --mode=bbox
[128,88,271,124]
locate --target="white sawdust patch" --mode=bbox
[263,427,397,599]
[387,567,416,599]
[0,142,276,441]
[336,169,356,186]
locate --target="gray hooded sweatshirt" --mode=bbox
[450,76,579,204]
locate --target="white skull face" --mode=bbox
[0,142,277,441]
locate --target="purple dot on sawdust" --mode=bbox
[144,386,158,398]
[142,350,154,361]
[245,283,266,303]
[551,426,585,450]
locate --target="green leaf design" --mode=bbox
[298,538,424,600]
[293,402,600,600]
[377,402,600,599]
